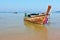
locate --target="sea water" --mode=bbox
[0,13,60,40]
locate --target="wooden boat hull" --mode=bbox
[24,15,48,24]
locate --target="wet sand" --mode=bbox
[0,13,60,40]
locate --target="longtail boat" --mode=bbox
[24,5,51,24]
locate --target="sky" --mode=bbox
[0,0,60,12]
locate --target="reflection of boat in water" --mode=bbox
[24,20,48,40]
[24,5,51,24]
[24,20,47,32]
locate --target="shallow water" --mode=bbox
[0,13,60,40]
